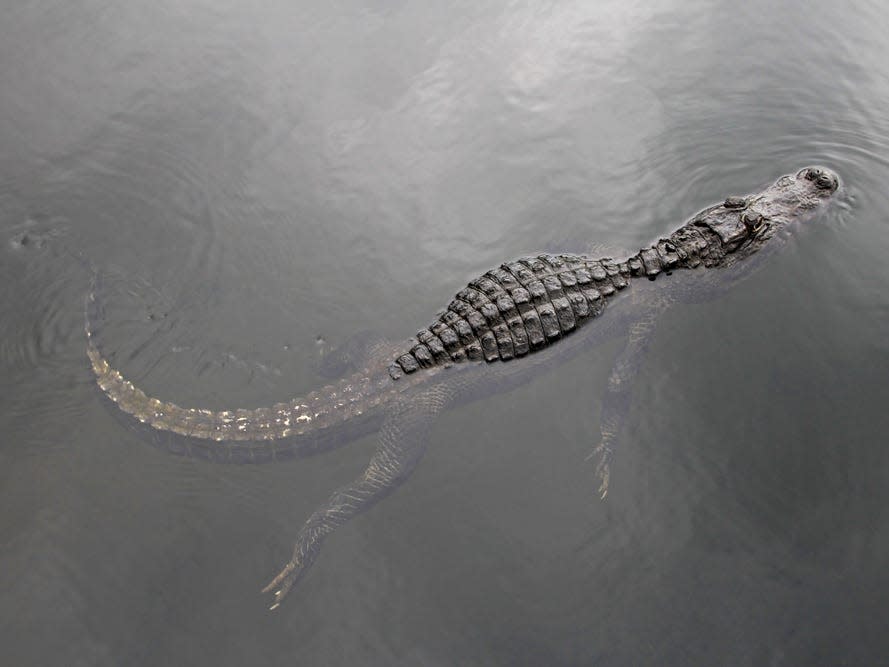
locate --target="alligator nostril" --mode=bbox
[816,174,834,189]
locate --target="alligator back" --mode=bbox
[388,253,630,378]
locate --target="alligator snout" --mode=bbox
[799,166,839,191]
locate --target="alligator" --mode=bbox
[85,166,840,610]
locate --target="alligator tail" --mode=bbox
[84,275,390,461]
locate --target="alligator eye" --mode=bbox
[741,211,765,234]
[804,167,823,181]
[724,196,747,209]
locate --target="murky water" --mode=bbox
[2,1,888,664]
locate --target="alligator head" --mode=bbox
[689,166,840,268]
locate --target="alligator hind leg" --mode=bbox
[263,384,454,610]
[589,299,669,499]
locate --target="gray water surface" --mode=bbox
[2,1,888,665]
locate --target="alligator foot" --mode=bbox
[263,560,301,610]
[586,440,613,500]
[263,547,316,610]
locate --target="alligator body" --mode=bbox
[86,166,840,609]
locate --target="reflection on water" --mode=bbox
[1,0,888,664]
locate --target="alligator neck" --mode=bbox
[624,214,726,280]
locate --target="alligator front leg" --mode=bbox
[263,384,454,610]
[589,298,670,499]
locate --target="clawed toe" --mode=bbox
[262,561,300,610]
[596,463,610,500]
